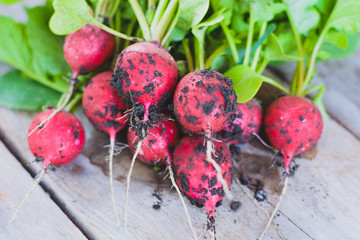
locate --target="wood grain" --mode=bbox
[0,140,86,240]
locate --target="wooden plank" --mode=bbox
[1,98,360,240]
[0,140,86,240]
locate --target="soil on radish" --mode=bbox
[230,201,241,211]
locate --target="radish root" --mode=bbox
[8,168,46,224]
[234,178,286,240]
[167,157,198,240]
[206,140,233,200]
[108,135,121,227]
[259,175,289,240]
[125,139,142,239]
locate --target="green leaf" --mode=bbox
[49,0,94,35]
[326,0,360,32]
[211,0,234,25]
[224,65,264,103]
[253,0,285,23]
[0,0,24,4]
[318,31,358,60]
[265,33,302,61]
[0,71,61,110]
[284,0,320,34]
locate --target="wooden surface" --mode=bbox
[1,2,360,239]
[0,140,86,240]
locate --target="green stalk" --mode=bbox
[256,57,269,74]
[243,0,254,66]
[182,39,194,72]
[150,0,168,34]
[92,21,144,42]
[220,22,239,64]
[64,93,82,113]
[109,0,121,20]
[300,26,329,95]
[204,44,228,69]
[285,6,304,95]
[152,0,178,42]
[128,0,151,41]
[262,76,290,94]
[251,22,267,70]
[95,0,107,20]
[123,18,137,48]
[161,9,180,46]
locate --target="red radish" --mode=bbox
[222,99,263,144]
[82,71,128,226]
[111,42,178,134]
[264,95,323,173]
[173,69,236,201]
[9,110,85,223]
[173,134,233,238]
[64,24,116,78]
[127,115,179,167]
[28,25,116,138]
[173,69,236,136]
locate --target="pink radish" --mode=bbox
[264,95,323,173]
[82,71,128,226]
[9,110,85,223]
[222,99,263,144]
[173,134,233,239]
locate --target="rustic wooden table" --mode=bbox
[1,2,360,240]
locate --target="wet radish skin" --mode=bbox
[173,69,237,135]
[64,24,115,76]
[127,116,179,166]
[173,135,233,218]
[264,95,323,172]
[222,99,263,144]
[82,71,128,137]
[28,110,85,168]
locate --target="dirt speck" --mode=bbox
[71,165,83,174]
[230,201,241,211]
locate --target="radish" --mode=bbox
[111,41,178,237]
[264,95,323,173]
[222,99,263,144]
[9,110,85,223]
[82,71,128,226]
[173,69,236,200]
[28,24,116,138]
[173,134,233,239]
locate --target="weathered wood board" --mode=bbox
[0,140,86,240]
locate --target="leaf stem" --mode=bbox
[300,26,329,95]
[92,21,144,42]
[243,0,254,66]
[182,39,194,72]
[220,22,239,63]
[128,0,151,41]
[150,0,168,34]
[204,44,228,69]
[256,57,269,74]
[285,6,304,95]
[251,22,267,71]
[152,0,178,42]
[161,8,180,46]
[262,75,290,94]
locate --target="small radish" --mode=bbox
[9,110,85,223]
[82,71,128,226]
[127,115,197,238]
[173,134,233,239]
[64,24,116,78]
[111,42,178,135]
[264,95,323,173]
[173,69,236,200]
[28,24,116,138]
[222,99,263,144]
